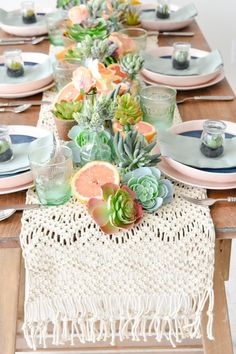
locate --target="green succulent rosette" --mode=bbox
[68,125,113,165]
[122,167,173,212]
[88,183,143,234]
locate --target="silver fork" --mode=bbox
[181,194,236,206]
[177,95,235,104]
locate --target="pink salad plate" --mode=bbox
[139,4,194,31]
[142,47,223,87]
[140,70,225,91]
[0,52,53,95]
[0,125,50,192]
[0,182,34,195]
[157,120,236,190]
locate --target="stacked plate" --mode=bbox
[157,120,236,190]
[0,125,50,195]
[0,52,54,98]
[0,8,47,36]
[141,47,225,90]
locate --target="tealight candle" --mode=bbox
[200,120,226,158]
[21,0,37,24]
[4,49,24,78]
[0,126,13,163]
[156,0,170,19]
[172,42,191,70]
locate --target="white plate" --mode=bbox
[140,4,195,31]
[0,52,53,94]
[157,120,236,190]
[0,125,50,190]
[140,70,225,91]
[142,47,223,87]
[0,9,47,36]
[0,182,34,195]
[0,81,54,98]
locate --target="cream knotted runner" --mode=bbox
[19,89,215,349]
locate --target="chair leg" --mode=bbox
[201,240,233,354]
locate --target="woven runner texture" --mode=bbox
[20,89,215,349]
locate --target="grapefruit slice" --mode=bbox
[71,161,120,204]
[113,121,156,143]
[53,82,83,105]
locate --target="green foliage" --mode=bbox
[56,0,79,9]
[114,93,142,126]
[52,100,82,120]
[66,19,109,42]
[120,53,144,80]
[125,10,140,25]
[114,130,161,173]
[8,61,22,71]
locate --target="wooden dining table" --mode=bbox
[0,20,236,354]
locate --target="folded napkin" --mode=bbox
[143,49,223,76]
[158,130,236,168]
[141,3,198,22]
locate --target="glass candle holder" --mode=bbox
[200,120,226,158]
[21,0,37,24]
[156,0,170,19]
[4,49,24,78]
[0,126,14,163]
[172,42,191,70]
[120,28,147,52]
[140,85,176,130]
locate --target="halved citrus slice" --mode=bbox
[113,121,156,142]
[53,82,83,105]
[71,161,120,204]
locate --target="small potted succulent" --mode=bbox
[172,42,191,70]
[4,49,24,78]
[200,120,226,158]
[123,9,141,27]
[156,0,170,19]
[0,126,13,163]
[21,1,37,24]
[52,100,82,141]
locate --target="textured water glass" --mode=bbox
[53,60,80,91]
[120,28,147,52]
[29,144,73,205]
[0,125,13,163]
[140,85,176,130]
[172,42,191,70]
[46,10,67,46]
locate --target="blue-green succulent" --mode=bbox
[122,167,173,212]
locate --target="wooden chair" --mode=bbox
[0,240,233,354]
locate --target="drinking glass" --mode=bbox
[52,59,80,91]
[140,85,176,130]
[46,10,67,46]
[0,125,14,163]
[120,28,147,52]
[28,144,73,205]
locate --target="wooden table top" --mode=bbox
[0,21,235,244]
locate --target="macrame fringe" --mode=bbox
[23,289,214,350]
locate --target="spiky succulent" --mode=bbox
[120,53,144,80]
[65,35,118,64]
[52,100,83,120]
[114,93,142,126]
[114,130,161,173]
[125,9,140,25]
[73,94,116,128]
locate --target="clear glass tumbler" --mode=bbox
[4,49,24,78]
[172,42,191,70]
[28,144,73,205]
[21,0,37,24]
[46,10,67,46]
[200,120,226,158]
[52,59,81,91]
[0,125,14,163]
[120,28,147,52]
[140,85,176,130]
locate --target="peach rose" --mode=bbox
[73,67,94,93]
[108,32,137,58]
[68,5,89,24]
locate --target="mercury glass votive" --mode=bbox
[156,0,170,19]
[21,0,37,24]
[200,120,226,158]
[0,126,14,163]
[120,28,147,52]
[4,49,24,78]
[172,42,191,70]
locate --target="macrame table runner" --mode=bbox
[20,89,215,350]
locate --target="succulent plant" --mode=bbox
[8,61,23,71]
[113,130,161,173]
[120,53,144,80]
[122,167,173,212]
[114,93,142,126]
[125,9,140,25]
[57,0,80,10]
[66,19,109,42]
[88,183,143,234]
[52,100,82,120]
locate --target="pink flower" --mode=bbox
[109,32,137,58]
[88,60,117,94]
[72,67,95,93]
[68,5,89,24]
